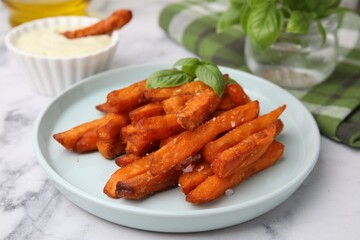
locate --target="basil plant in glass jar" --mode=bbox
[217,0,351,89]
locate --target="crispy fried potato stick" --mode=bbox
[211,123,277,178]
[176,88,220,130]
[149,101,260,175]
[135,114,184,140]
[116,154,202,199]
[121,124,137,141]
[178,162,213,195]
[144,81,209,102]
[72,128,98,153]
[62,9,132,39]
[227,83,251,106]
[162,95,189,114]
[202,105,286,164]
[125,134,159,156]
[159,132,182,148]
[97,139,125,160]
[217,93,235,111]
[129,102,164,124]
[186,141,284,204]
[102,80,146,112]
[103,155,151,198]
[53,113,121,151]
[95,102,123,113]
[116,169,180,199]
[115,154,140,167]
[96,114,129,159]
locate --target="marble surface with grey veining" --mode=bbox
[1,1,359,239]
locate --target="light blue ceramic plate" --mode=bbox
[33,64,320,232]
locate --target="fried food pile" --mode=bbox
[53,77,286,204]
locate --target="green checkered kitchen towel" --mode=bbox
[159,0,360,148]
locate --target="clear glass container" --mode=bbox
[245,15,338,89]
[2,0,90,27]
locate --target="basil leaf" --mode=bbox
[304,0,317,11]
[174,57,201,77]
[323,6,353,15]
[195,64,226,97]
[146,69,194,89]
[283,0,304,11]
[316,19,326,46]
[217,5,241,33]
[174,57,201,68]
[286,11,310,34]
[239,3,251,33]
[247,4,284,51]
[247,0,271,7]
[230,0,246,4]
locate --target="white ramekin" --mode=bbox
[5,16,119,97]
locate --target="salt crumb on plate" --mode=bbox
[225,189,234,196]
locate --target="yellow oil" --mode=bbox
[3,0,90,26]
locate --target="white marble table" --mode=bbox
[1,1,359,239]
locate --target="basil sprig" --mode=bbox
[146,69,193,89]
[146,58,226,97]
[217,0,351,50]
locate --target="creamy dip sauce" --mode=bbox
[15,26,112,57]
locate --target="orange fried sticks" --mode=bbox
[62,9,132,39]
[150,101,260,175]
[186,141,284,204]
[54,74,287,204]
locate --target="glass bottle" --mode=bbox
[245,15,338,89]
[3,0,90,26]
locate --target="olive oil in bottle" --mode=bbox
[3,0,90,26]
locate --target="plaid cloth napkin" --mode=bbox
[159,0,360,148]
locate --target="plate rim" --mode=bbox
[33,63,320,218]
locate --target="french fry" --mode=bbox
[162,95,189,114]
[116,169,180,199]
[103,155,151,198]
[227,83,251,106]
[149,101,260,175]
[105,80,146,111]
[178,162,213,195]
[144,86,179,102]
[96,114,129,140]
[186,141,284,204]
[96,114,129,159]
[217,93,235,111]
[72,128,98,153]
[95,102,124,113]
[97,140,125,160]
[125,134,159,156]
[135,114,184,140]
[116,153,202,199]
[144,81,209,102]
[211,122,277,178]
[159,132,182,148]
[53,113,120,151]
[202,105,286,163]
[176,88,220,130]
[62,9,132,39]
[121,124,137,141]
[115,154,140,167]
[129,102,164,124]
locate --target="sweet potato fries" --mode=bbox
[62,9,132,39]
[53,75,286,204]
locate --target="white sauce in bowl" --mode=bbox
[15,26,112,57]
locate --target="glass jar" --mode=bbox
[2,0,90,27]
[245,15,338,89]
